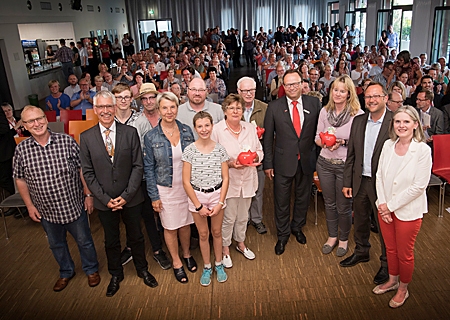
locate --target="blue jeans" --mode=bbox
[41,209,99,278]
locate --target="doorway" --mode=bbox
[138,19,173,51]
[431,6,450,65]
[0,42,13,107]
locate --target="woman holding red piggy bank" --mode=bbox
[315,75,364,257]
[211,94,264,268]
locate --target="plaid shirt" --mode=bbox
[13,132,84,224]
[55,45,74,63]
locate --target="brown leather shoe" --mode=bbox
[87,272,101,287]
[53,273,75,292]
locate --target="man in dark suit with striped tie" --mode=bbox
[80,90,158,297]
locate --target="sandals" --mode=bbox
[183,256,197,273]
[173,266,188,283]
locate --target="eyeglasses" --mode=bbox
[22,115,46,124]
[364,94,386,100]
[94,105,115,110]
[239,88,256,94]
[141,96,157,101]
[115,95,131,101]
[284,82,302,89]
[416,98,429,102]
[188,88,207,93]
[226,107,243,112]
[390,100,403,104]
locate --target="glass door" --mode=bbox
[431,6,450,64]
[345,11,355,27]
[377,9,392,41]
[393,8,412,51]
[355,10,366,47]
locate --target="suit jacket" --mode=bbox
[376,139,432,220]
[263,95,321,177]
[80,122,144,211]
[426,106,444,137]
[442,103,450,133]
[241,99,267,128]
[343,110,393,196]
[0,110,16,162]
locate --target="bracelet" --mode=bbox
[85,194,94,197]
[218,201,224,206]
[195,204,203,211]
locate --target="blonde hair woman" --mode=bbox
[315,75,364,256]
[374,106,431,308]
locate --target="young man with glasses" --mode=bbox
[263,69,321,255]
[341,81,392,286]
[14,105,100,292]
[80,91,158,297]
[112,83,172,271]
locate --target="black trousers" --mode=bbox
[233,47,242,67]
[98,203,148,277]
[126,180,163,253]
[244,49,254,66]
[273,160,313,241]
[353,176,388,267]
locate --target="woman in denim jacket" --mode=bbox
[143,92,196,284]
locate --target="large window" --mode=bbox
[328,1,339,25]
[431,6,450,63]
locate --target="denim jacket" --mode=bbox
[143,119,194,201]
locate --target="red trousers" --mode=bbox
[378,212,422,283]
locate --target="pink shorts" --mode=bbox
[188,188,226,212]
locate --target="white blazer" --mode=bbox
[376,139,432,221]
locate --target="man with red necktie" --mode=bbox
[263,69,322,255]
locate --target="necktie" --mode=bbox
[292,101,301,160]
[292,101,301,137]
[104,129,114,158]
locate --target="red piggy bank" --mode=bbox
[319,132,336,147]
[256,126,265,139]
[237,151,257,165]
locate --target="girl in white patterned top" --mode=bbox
[182,111,229,286]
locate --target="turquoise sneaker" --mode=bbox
[215,264,228,283]
[200,268,212,286]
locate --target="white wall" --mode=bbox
[0,0,129,109]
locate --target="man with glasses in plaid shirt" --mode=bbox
[13,105,100,292]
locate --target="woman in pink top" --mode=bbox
[315,75,363,257]
[211,94,263,268]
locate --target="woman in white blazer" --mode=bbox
[374,105,432,308]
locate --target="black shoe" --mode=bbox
[106,275,124,297]
[275,240,288,255]
[292,230,307,244]
[153,250,171,270]
[120,247,133,265]
[339,253,370,267]
[251,221,267,234]
[138,270,158,288]
[3,208,17,216]
[370,223,379,233]
[374,266,389,285]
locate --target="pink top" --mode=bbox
[211,120,264,199]
[315,107,364,161]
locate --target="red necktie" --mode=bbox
[292,101,301,137]
[292,101,301,159]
